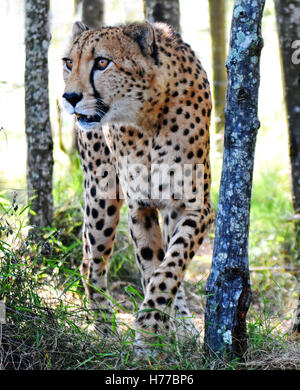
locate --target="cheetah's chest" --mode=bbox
[103,124,184,209]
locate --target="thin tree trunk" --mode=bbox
[274,0,300,333]
[143,0,180,33]
[208,0,227,151]
[204,0,266,358]
[82,0,104,29]
[25,0,53,228]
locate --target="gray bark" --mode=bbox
[143,0,180,33]
[82,0,104,29]
[208,0,227,150]
[204,0,266,358]
[274,0,300,333]
[25,0,53,228]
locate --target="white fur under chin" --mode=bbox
[76,121,101,131]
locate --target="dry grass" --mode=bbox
[244,336,300,370]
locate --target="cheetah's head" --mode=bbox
[62,21,164,131]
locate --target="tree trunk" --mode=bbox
[143,0,180,33]
[204,0,266,358]
[82,0,104,29]
[274,0,300,333]
[25,0,53,228]
[208,0,227,151]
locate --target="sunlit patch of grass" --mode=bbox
[247,164,298,326]
[250,166,293,257]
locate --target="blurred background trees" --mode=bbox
[79,0,104,29]
[208,0,226,151]
[274,0,300,333]
[143,0,181,32]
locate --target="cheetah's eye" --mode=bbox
[63,58,73,71]
[95,57,111,71]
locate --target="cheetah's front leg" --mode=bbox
[78,129,123,333]
[81,194,121,331]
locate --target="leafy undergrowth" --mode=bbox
[1,195,299,370]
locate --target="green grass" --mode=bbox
[0,151,299,370]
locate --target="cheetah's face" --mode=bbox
[62,22,162,130]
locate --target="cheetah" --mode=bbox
[62,21,213,347]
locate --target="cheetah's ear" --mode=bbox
[124,22,157,59]
[72,21,90,40]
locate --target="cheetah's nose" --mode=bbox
[63,92,83,108]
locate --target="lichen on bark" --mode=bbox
[204,0,266,358]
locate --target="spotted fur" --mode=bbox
[62,21,213,343]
